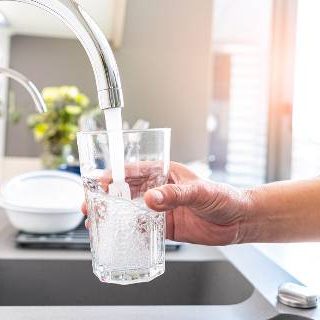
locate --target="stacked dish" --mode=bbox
[0,171,84,234]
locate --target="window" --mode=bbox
[210,0,272,186]
[292,1,320,179]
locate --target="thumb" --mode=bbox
[144,184,200,212]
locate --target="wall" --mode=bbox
[6,0,213,162]
[117,0,212,162]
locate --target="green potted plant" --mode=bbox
[28,86,90,169]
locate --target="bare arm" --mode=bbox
[243,178,320,243]
[144,163,320,244]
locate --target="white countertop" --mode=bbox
[0,157,41,183]
[254,243,320,293]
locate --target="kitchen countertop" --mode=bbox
[254,242,320,293]
[0,157,41,183]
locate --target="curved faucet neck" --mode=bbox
[0,0,124,110]
[0,67,46,113]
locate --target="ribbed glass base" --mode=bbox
[93,263,165,285]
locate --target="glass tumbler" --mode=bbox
[77,129,171,285]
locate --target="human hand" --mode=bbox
[143,162,252,245]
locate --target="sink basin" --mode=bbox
[0,260,254,306]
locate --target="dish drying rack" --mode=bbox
[16,220,181,251]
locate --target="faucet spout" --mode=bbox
[0,0,124,110]
[0,67,47,113]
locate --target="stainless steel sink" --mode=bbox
[0,260,254,306]
[0,245,318,320]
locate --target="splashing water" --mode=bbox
[104,108,131,199]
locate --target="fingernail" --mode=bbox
[152,190,164,204]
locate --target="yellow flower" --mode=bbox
[42,87,60,103]
[59,86,79,99]
[33,123,49,141]
[65,105,82,115]
[76,94,90,107]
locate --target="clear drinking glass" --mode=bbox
[77,129,171,285]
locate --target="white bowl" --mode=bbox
[2,202,83,234]
[0,170,84,234]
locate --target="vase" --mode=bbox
[41,143,78,170]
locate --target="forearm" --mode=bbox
[242,178,320,243]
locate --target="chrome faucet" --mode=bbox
[0,0,124,110]
[0,67,46,113]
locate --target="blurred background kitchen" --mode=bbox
[0,0,314,186]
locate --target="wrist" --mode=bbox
[236,187,261,244]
